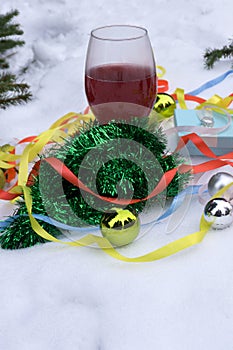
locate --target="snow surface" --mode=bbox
[0,0,233,349]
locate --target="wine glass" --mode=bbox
[85,25,157,124]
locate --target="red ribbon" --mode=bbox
[42,128,233,205]
[158,79,169,93]
[44,157,180,205]
[0,188,20,200]
[171,93,206,104]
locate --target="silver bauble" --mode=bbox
[208,172,233,197]
[204,197,233,230]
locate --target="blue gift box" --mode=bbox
[174,109,233,156]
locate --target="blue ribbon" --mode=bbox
[0,214,97,232]
[0,185,203,233]
[187,70,233,96]
[150,184,202,223]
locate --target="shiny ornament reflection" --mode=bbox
[208,172,233,197]
[100,208,140,246]
[204,197,233,230]
[153,93,176,119]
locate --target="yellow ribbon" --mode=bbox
[0,160,16,169]
[17,112,94,187]
[0,112,94,178]
[175,87,233,114]
[174,88,188,109]
[0,145,20,170]
[156,65,166,78]
[196,95,233,113]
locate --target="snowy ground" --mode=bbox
[0,0,233,349]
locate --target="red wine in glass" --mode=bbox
[85,25,157,124]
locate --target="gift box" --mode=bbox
[174,109,233,156]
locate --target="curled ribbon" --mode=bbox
[0,112,94,200]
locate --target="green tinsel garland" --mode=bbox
[0,118,190,249]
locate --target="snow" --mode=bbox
[0,0,233,349]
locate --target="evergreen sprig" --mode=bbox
[0,72,32,109]
[0,9,32,108]
[204,38,233,69]
[0,9,24,69]
[0,11,24,36]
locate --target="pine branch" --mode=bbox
[0,39,24,53]
[204,39,233,69]
[0,9,25,70]
[0,23,23,38]
[0,72,28,92]
[0,9,32,108]
[0,73,32,109]
[0,9,19,27]
[0,93,32,109]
